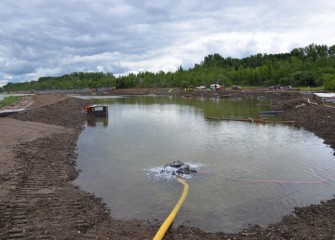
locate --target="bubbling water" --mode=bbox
[146,162,204,181]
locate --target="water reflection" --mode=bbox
[86,117,109,127]
[88,95,276,120]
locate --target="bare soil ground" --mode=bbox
[0,90,334,239]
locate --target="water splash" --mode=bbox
[145,162,204,181]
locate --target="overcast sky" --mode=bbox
[1,0,335,86]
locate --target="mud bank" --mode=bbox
[0,91,334,239]
[0,95,156,239]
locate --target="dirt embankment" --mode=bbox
[276,93,335,154]
[0,91,334,239]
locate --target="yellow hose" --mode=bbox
[153,177,189,240]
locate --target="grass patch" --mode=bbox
[298,86,324,91]
[0,96,21,108]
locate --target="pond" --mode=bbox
[74,96,335,233]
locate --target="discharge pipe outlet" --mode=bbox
[153,177,189,240]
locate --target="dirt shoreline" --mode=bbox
[0,90,334,239]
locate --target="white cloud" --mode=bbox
[0,0,334,83]
[0,80,9,88]
[0,73,12,87]
[96,65,105,72]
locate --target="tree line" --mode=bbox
[2,43,335,92]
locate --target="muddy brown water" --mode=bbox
[74,96,335,233]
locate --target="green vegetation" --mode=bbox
[325,80,335,91]
[1,43,335,92]
[1,72,116,92]
[0,96,21,108]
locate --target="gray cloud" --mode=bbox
[0,0,334,83]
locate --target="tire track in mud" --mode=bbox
[1,132,113,239]
[2,133,71,239]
